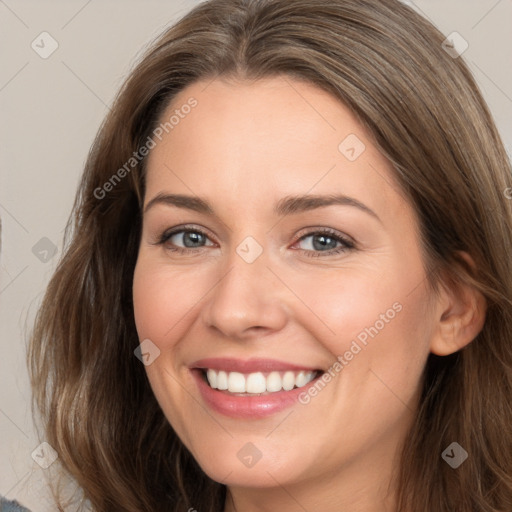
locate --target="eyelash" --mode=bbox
[156,224,355,258]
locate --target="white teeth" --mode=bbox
[205,368,317,394]
[295,371,310,388]
[266,371,282,392]
[217,370,228,390]
[228,372,246,392]
[246,372,267,393]
[206,369,217,389]
[282,371,295,391]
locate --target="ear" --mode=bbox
[429,253,487,356]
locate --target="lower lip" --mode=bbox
[191,369,320,419]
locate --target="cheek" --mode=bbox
[284,258,433,408]
[132,260,202,344]
[279,268,432,460]
[132,259,205,441]
[286,262,429,350]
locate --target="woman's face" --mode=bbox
[133,76,438,504]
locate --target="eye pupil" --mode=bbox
[183,232,205,247]
[312,234,337,251]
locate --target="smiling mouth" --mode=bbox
[199,368,323,396]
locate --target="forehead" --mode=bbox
[144,76,413,224]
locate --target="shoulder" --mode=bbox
[0,496,31,512]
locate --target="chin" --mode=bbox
[188,437,311,489]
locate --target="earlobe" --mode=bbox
[429,256,487,357]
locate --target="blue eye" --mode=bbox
[294,229,354,258]
[158,226,214,253]
[156,225,354,257]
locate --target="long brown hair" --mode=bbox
[28,0,512,510]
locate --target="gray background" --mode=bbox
[1,1,511,510]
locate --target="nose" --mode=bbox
[200,250,289,341]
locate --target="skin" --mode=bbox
[132,76,485,511]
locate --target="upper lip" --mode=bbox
[190,357,320,373]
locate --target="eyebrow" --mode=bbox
[144,193,380,222]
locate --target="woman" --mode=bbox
[28,0,512,510]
